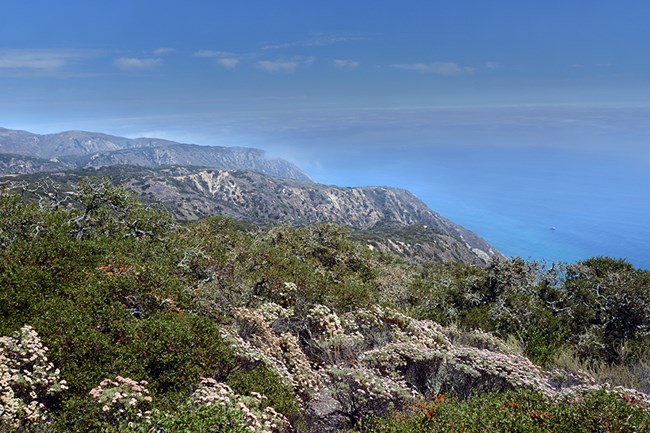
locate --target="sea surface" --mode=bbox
[310,145,650,270]
[262,106,650,270]
[412,148,650,270]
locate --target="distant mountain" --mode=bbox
[0,127,309,181]
[2,165,503,265]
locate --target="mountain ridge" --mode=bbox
[0,127,310,181]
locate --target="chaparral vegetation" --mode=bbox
[1,179,649,432]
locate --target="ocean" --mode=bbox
[413,148,650,270]
[309,144,649,270]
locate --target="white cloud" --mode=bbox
[258,60,299,72]
[262,33,366,50]
[257,57,313,73]
[153,47,174,55]
[115,57,162,70]
[218,58,240,69]
[193,50,232,58]
[485,61,499,69]
[0,49,92,70]
[194,50,241,68]
[333,59,359,70]
[391,61,475,76]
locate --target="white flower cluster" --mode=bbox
[89,376,153,422]
[192,377,291,433]
[449,347,556,396]
[346,307,560,398]
[0,325,68,430]
[326,366,418,422]
[306,305,363,366]
[220,284,650,429]
[274,281,299,304]
[258,302,294,324]
[223,304,322,401]
[307,305,345,339]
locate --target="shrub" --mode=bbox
[122,402,250,433]
[0,325,68,431]
[351,389,650,433]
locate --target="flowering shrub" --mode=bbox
[305,304,363,366]
[223,303,323,402]
[213,282,650,432]
[327,366,418,425]
[192,377,291,433]
[123,401,251,433]
[89,376,152,425]
[0,325,68,431]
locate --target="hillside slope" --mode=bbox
[2,165,502,265]
[1,190,648,432]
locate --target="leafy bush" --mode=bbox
[351,389,650,433]
[408,257,650,368]
[122,402,251,433]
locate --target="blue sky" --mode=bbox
[2,1,649,267]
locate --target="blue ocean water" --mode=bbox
[411,149,650,269]
[441,196,650,269]
[310,145,650,270]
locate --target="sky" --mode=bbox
[1,1,649,267]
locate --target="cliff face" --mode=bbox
[0,128,310,181]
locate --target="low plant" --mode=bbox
[350,388,650,433]
[0,325,68,431]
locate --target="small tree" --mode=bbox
[69,177,174,241]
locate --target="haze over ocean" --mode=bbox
[1,1,649,268]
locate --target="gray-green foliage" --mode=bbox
[408,257,650,369]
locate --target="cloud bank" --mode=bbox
[0,49,95,70]
[257,57,314,73]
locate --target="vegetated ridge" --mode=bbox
[4,165,502,265]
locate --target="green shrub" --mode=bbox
[351,389,650,433]
[122,402,250,433]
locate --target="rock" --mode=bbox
[305,390,345,433]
